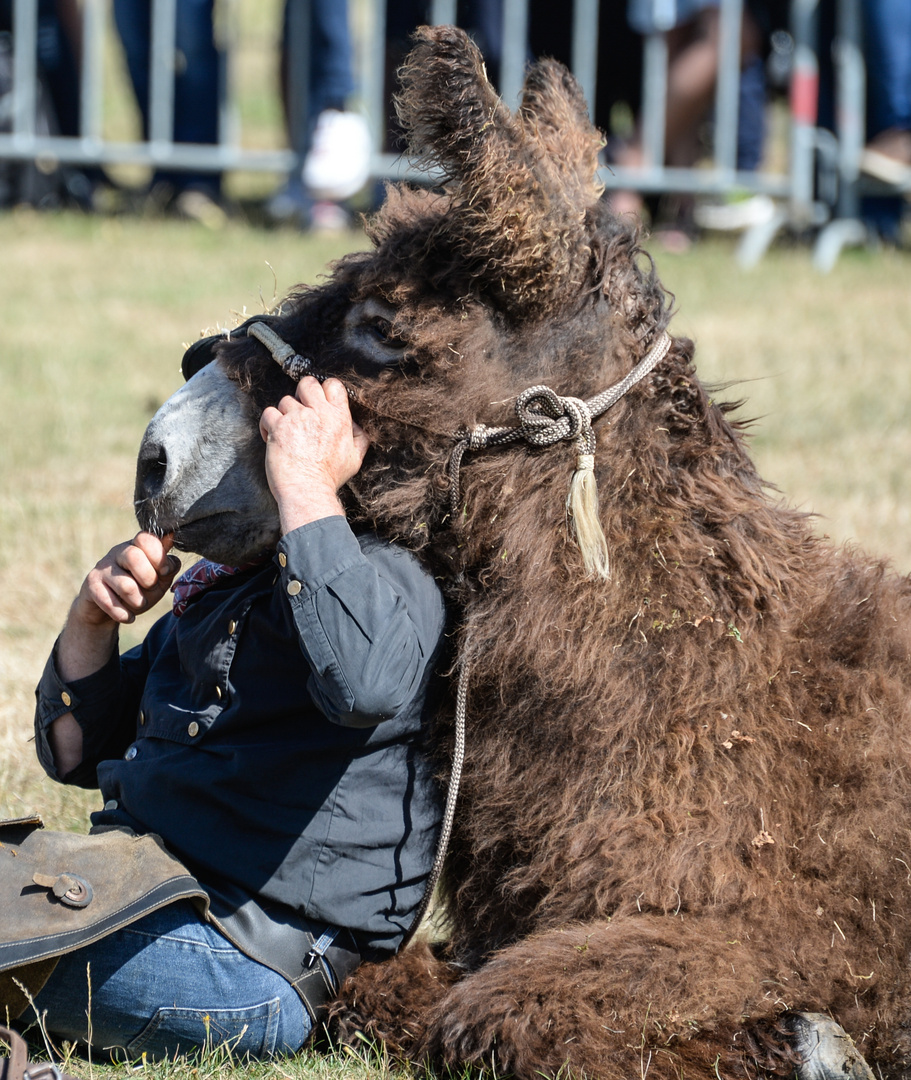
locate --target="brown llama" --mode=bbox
[201,26,911,1080]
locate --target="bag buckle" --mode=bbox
[306,928,339,969]
[23,1064,65,1080]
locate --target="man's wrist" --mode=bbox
[278,494,345,531]
[58,601,119,682]
[277,486,346,533]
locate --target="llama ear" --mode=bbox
[395,25,516,183]
[517,58,605,209]
[394,26,601,319]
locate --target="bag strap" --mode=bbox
[0,1026,77,1080]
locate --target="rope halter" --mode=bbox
[246,316,671,580]
[448,330,673,580]
[247,321,320,383]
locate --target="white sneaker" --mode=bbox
[303,110,371,202]
[693,194,776,231]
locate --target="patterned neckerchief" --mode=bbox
[171,555,271,617]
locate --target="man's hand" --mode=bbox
[259,376,369,533]
[50,532,181,776]
[72,532,182,629]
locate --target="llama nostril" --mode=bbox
[135,441,169,500]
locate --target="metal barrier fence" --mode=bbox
[0,0,894,266]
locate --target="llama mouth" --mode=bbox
[170,511,239,549]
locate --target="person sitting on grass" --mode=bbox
[24,373,446,1060]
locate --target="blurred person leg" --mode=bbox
[113,0,225,223]
[1,0,101,206]
[860,0,911,243]
[268,0,369,230]
[611,1,763,234]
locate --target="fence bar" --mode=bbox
[360,0,387,160]
[0,134,297,171]
[833,0,864,219]
[148,0,177,146]
[80,0,105,145]
[713,0,742,174]
[788,0,821,226]
[571,0,599,119]
[500,0,528,107]
[430,0,458,28]
[11,0,37,139]
[639,31,668,170]
[218,0,237,152]
[286,0,311,161]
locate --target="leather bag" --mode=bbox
[0,817,207,1020]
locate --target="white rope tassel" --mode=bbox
[568,452,610,580]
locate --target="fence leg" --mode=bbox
[812,0,869,269]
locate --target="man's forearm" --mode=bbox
[48,602,120,776]
[57,599,120,681]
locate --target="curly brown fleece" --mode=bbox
[218,26,911,1080]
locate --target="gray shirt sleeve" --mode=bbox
[276,517,446,727]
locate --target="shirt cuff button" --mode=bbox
[61,692,72,707]
[188,722,200,737]
[104,799,118,811]
[278,552,287,567]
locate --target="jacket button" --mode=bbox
[278,552,287,567]
[188,722,200,737]
[61,692,72,707]
[139,710,146,725]
[228,620,237,635]
[215,686,223,700]
[124,746,138,761]
[287,579,302,596]
[104,799,118,811]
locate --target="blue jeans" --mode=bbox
[282,0,357,155]
[864,0,911,135]
[861,0,911,240]
[113,0,222,194]
[28,901,311,1061]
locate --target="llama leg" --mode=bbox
[330,938,461,1055]
[414,917,872,1080]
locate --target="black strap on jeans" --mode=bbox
[205,897,361,1027]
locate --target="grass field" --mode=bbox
[0,206,909,1077]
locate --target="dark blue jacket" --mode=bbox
[35,516,447,955]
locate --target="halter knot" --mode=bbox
[447,330,673,579]
[468,426,492,451]
[514,387,593,451]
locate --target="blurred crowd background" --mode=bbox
[0,0,908,252]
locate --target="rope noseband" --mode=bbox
[247,321,322,383]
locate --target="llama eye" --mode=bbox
[371,318,405,348]
[343,297,407,368]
